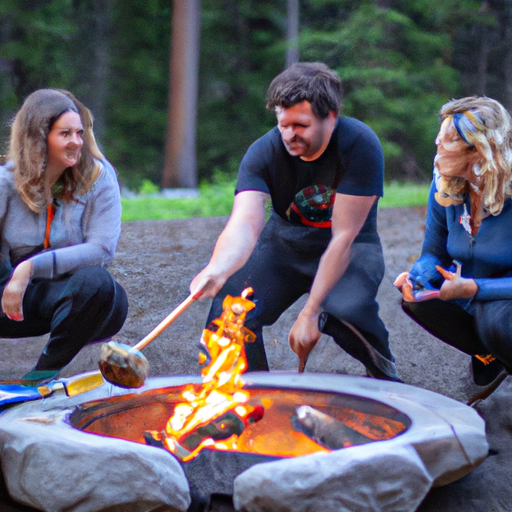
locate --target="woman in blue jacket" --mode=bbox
[395,96,512,390]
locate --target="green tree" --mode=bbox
[0,0,76,149]
[454,0,512,112]
[196,0,286,181]
[300,0,482,181]
[0,0,114,149]
[1,0,505,188]
[105,0,170,189]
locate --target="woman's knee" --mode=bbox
[476,301,512,355]
[110,281,128,325]
[68,266,116,299]
[401,299,451,328]
[67,266,128,320]
[401,299,425,317]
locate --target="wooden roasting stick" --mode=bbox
[134,291,201,352]
[98,289,204,389]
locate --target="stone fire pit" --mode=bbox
[0,372,488,512]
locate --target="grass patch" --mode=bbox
[379,181,430,208]
[121,180,431,221]
[121,180,235,221]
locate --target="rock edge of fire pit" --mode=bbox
[0,377,193,512]
[234,373,489,512]
[0,373,488,512]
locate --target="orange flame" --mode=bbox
[162,287,264,461]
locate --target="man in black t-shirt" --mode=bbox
[190,62,399,381]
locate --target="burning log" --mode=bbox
[293,405,371,449]
[145,288,265,461]
[293,404,408,450]
[145,404,264,461]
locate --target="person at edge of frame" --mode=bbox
[0,88,128,385]
[395,96,512,397]
[189,62,400,382]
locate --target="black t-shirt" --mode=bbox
[236,116,384,238]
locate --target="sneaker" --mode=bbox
[19,370,60,387]
[467,370,508,406]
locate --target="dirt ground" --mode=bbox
[0,207,511,511]
[0,207,476,400]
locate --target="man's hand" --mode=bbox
[1,260,33,321]
[190,270,226,301]
[288,306,321,363]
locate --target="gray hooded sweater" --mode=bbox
[0,159,121,279]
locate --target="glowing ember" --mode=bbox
[147,288,264,461]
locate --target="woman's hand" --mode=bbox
[394,272,419,302]
[288,305,321,366]
[394,262,478,302]
[394,271,441,302]
[1,260,33,321]
[436,262,478,300]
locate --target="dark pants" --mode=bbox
[207,213,395,377]
[402,298,512,374]
[0,264,128,372]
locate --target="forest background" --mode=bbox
[0,0,511,195]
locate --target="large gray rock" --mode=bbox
[418,378,512,511]
[0,384,191,512]
[234,444,432,512]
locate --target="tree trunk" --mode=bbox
[162,0,201,189]
[86,0,113,142]
[286,0,299,68]
[475,23,489,95]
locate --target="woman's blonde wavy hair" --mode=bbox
[7,88,105,212]
[439,96,512,216]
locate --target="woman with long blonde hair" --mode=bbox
[395,96,512,395]
[0,89,127,384]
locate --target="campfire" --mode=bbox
[75,289,410,465]
[145,288,266,461]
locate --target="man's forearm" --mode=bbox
[304,234,352,314]
[189,190,268,298]
[208,221,261,279]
